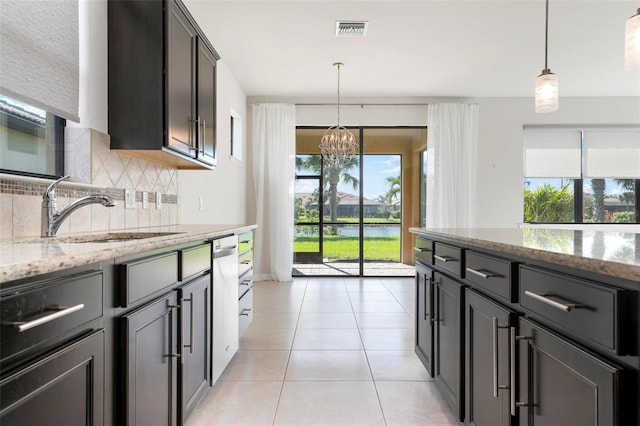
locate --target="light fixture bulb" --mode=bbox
[625,8,640,70]
[535,69,558,113]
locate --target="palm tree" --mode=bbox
[619,191,635,211]
[384,175,401,204]
[591,179,606,222]
[296,154,359,234]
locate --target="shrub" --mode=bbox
[524,184,573,223]
[612,211,636,223]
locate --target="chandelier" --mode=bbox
[534,0,558,113]
[626,8,640,70]
[319,62,357,165]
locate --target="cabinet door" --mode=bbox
[0,330,104,426]
[415,261,434,377]
[196,37,217,167]
[167,1,196,158]
[179,275,211,422]
[517,318,630,425]
[434,272,465,422]
[123,293,179,426]
[466,289,515,426]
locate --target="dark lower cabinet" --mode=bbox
[465,289,516,426]
[0,330,104,426]
[517,318,630,425]
[179,275,211,420]
[415,261,434,377]
[123,293,179,426]
[433,272,465,422]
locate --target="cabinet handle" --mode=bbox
[524,291,586,312]
[216,245,237,252]
[466,267,498,279]
[240,308,252,316]
[492,317,509,398]
[168,303,183,363]
[424,277,430,321]
[240,240,251,244]
[434,254,455,263]
[510,327,531,416]
[9,304,85,332]
[182,295,194,354]
[414,247,432,253]
[240,280,251,286]
[240,260,251,265]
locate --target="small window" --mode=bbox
[230,108,242,161]
[524,178,575,223]
[0,94,64,178]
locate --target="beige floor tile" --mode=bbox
[292,328,363,350]
[251,312,300,329]
[297,312,358,329]
[376,381,461,425]
[240,327,296,350]
[351,300,406,313]
[348,291,398,302]
[355,312,414,329]
[274,381,385,426]
[346,282,389,292]
[219,350,290,381]
[285,350,372,381]
[185,381,281,426]
[360,328,415,350]
[300,299,353,313]
[302,291,351,302]
[367,350,431,381]
[253,298,303,313]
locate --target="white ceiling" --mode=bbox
[184,0,640,99]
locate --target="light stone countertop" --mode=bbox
[0,224,257,284]
[409,227,640,282]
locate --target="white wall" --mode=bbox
[249,96,639,229]
[179,61,249,224]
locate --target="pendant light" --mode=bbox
[319,62,357,165]
[535,0,558,113]
[625,8,640,70]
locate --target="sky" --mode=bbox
[295,154,401,201]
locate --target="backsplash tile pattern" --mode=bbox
[1,128,180,238]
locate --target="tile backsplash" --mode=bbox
[0,128,179,238]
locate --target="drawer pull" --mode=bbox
[466,267,498,279]
[434,254,455,263]
[492,317,509,398]
[11,304,85,332]
[240,240,251,244]
[524,291,586,312]
[510,327,532,415]
[414,247,432,253]
[240,308,252,316]
[182,296,194,355]
[240,260,251,265]
[240,280,252,286]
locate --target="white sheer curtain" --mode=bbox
[252,103,296,281]
[426,103,479,228]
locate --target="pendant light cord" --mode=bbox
[544,0,549,70]
[336,63,342,126]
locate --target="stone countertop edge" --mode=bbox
[409,227,640,283]
[0,224,257,284]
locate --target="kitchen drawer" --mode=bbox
[434,242,463,278]
[414,237,434,265]
[464,250,517,302]
[238,232,253,256]
[520,265,629,355]
[179,243,211,280]
[119,252,178,307]
[238,288,253,337]
[238,251,253,277]
[238,268,253,299]
[1,270,103,364]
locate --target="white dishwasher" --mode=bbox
[211,235,239,384]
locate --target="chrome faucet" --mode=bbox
[41,175,116,237]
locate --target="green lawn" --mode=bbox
[294,235,400,261]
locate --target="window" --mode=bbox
[523,126,640,224]
[0,94,64,178]
[230,108,243,161]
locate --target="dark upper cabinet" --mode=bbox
[516,318,631,426]
[108,0,219,170]
[415,261,434,377]
[465,289,517,426]
[433,271,465,422]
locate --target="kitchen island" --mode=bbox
[409,226,639,425]
[0,224,256,426]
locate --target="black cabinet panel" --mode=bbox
[123,293,179,426]
[434,272,465,421]
[120,252,178,307]
[517,318,631,426]
[415,261,434,377]
[196,38,217,167]
[466,289,516,426]
[0,330,104,426]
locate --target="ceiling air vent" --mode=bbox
[335,21,368,37]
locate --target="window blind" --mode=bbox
[0,0,79,122]
[523,127,582,178]
[583,128,640,178]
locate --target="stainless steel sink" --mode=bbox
[56,232,184,243]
